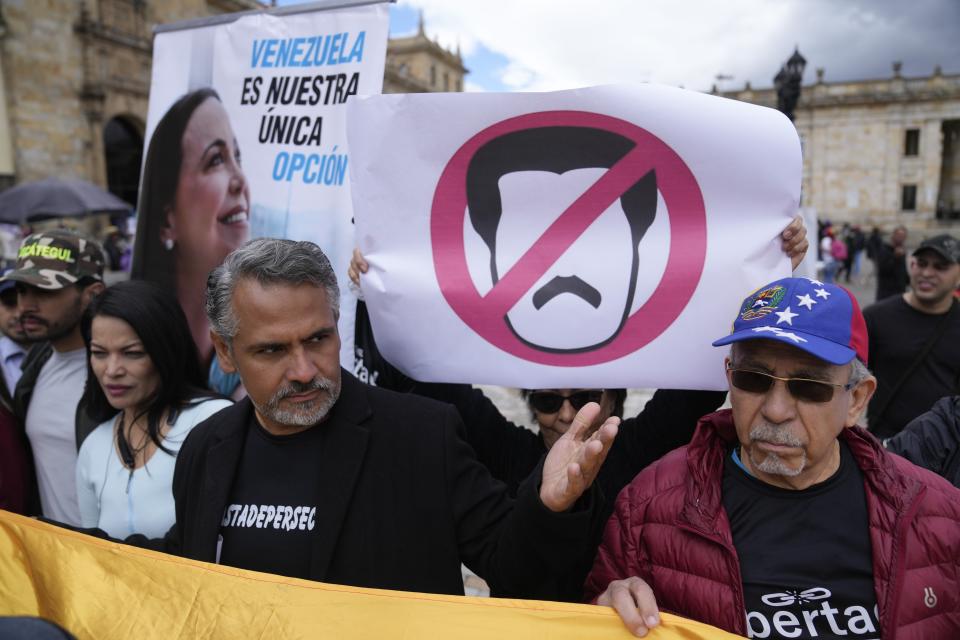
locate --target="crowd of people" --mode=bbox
[0,129,958,637]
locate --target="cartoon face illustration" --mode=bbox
[465,126,658,353]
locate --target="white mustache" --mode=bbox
[749,422,803,448]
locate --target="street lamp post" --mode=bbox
[774,47,806,121]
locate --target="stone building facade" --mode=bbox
[0,0,263,204]
[721,63,960,233]
[0,3,465,210]
[383,13,467,95]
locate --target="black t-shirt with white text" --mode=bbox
[218,413,324,579]
[722,442,880,640]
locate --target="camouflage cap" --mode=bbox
[2,229,105,290]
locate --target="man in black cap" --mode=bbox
[863,233,960,439]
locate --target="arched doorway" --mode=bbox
[103,116,143,210]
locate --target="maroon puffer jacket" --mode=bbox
[585,410,960,639]
[0,403,31,514]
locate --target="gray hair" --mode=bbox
[206,238,340,343]
[848,357,872,386]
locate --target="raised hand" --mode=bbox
[539,402,619,512]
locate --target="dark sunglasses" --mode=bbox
[528,390,603,414]
[727,365,855,403]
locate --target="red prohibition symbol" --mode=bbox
[431,110,707,366]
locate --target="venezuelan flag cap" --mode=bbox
[712,276,867,365]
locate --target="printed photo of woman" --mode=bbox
[131,88,249,395]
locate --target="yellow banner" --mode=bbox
[0,511,739,639]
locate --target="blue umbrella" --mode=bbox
[0,177,132,224]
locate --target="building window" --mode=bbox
[904,128,920,156]
[901,184,917,211]
[443,72,449,91]
[430,65,436,87]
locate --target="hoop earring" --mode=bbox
[163,238,174,251]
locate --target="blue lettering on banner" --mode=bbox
[251,32,366,68]
[272,148,348,185]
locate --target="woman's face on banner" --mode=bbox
[169,97,250,274]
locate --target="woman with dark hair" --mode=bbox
[131,88,250,390]
[75,280,231,538]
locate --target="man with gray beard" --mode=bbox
[111,238,619,598]
[585,276,960,639]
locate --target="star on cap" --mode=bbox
[775,306,799,325]
[774,330,807,343]
[814,287,831,300]
[796,294,816,310]
[804,277,824,286]
[751,326,784,334]
[749,325,808,343]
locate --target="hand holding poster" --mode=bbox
[347,84,801,390]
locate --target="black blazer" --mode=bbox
[127,370,596,596]
[406,383,726,600]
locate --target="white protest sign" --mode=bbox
[137,4,389,375]
[347,84,801,390]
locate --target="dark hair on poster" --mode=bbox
[131,87,220,288]
[130,87,250,373]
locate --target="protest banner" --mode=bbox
[347,84,801,389]
[0,511,739,639]
[131,1,389,383]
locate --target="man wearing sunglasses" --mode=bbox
[586,276,960,639]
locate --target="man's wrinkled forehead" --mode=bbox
[731,339,840,376]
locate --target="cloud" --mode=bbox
[499,61,537,89]
[396,0,960,91]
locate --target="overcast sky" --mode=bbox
[272,1,960,93]
[386,0,960,93]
